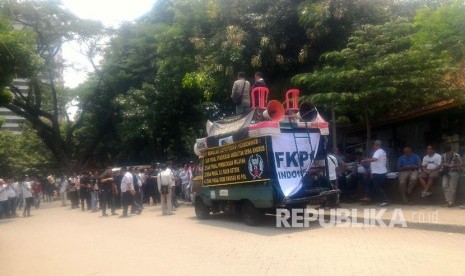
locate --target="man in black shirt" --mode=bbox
[79,172,92,211]
[145,168,158,205]
[99,168,118,216]
[251,72,266,89]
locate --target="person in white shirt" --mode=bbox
[323,152,340,208]
[362,140,389,206]
[0,179,9,219]
[59,176,68,207]
[21,176,33,217]
[157,162,175,215]
[179,164,191,202]
[120,168,134,218]
[6,179,18,217]
[418,145,442,197]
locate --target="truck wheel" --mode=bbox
[241,201,264,226]
[195,198,210,220]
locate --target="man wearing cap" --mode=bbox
[362,140,389,206]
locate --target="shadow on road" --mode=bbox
[0,218,14,225]
[190,213,322,236]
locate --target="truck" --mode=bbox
[192,88,338,225]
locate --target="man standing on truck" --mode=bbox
[251,72,266,89]
[157,162,175,215]
[231,72,251,115]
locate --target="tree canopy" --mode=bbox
[1,0,464,174]
[292,8,465,146]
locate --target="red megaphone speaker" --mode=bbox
[263,100,285,121]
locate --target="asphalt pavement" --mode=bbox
[1,201,464,276]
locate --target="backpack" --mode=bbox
[232,80,246,105]
[159,171,170,195]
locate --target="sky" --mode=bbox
[61,0,158,88]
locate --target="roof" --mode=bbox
[340,99,465,133]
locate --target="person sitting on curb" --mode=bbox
[397,147,421,204]
[418,145,441,198]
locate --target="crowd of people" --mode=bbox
[327,141,465,209]
[0,175,57,219]
[2,140,465,220]
[0,161,201,219]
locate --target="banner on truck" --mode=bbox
[202,137,270,186]
[271,132,320,197]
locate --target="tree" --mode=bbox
[413,0,465,89]
[0,0,105,171]
[0,125,56,177]
[0,16,41,105]
[292,18,457,148]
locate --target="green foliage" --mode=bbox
[2,0,464,168]
[0,0,105,172]
[0,126,57,177]
[0,17,41,104]
[413,0,465,59]
[292,17,457,122]
[413,0,465,89]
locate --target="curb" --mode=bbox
[318,214,465,234]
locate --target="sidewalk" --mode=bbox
[316,203,465,234]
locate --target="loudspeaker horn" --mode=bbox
[206,120,213,134]
[193,142,202,157]
[263,100,285,121]
[296,102,317,122]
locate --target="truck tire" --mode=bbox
[241,200,264,226]
[195,197,210,220]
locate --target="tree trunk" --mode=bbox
[365,113,372,154]
[331,107,337,149]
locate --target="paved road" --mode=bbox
[1,202,464,276]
